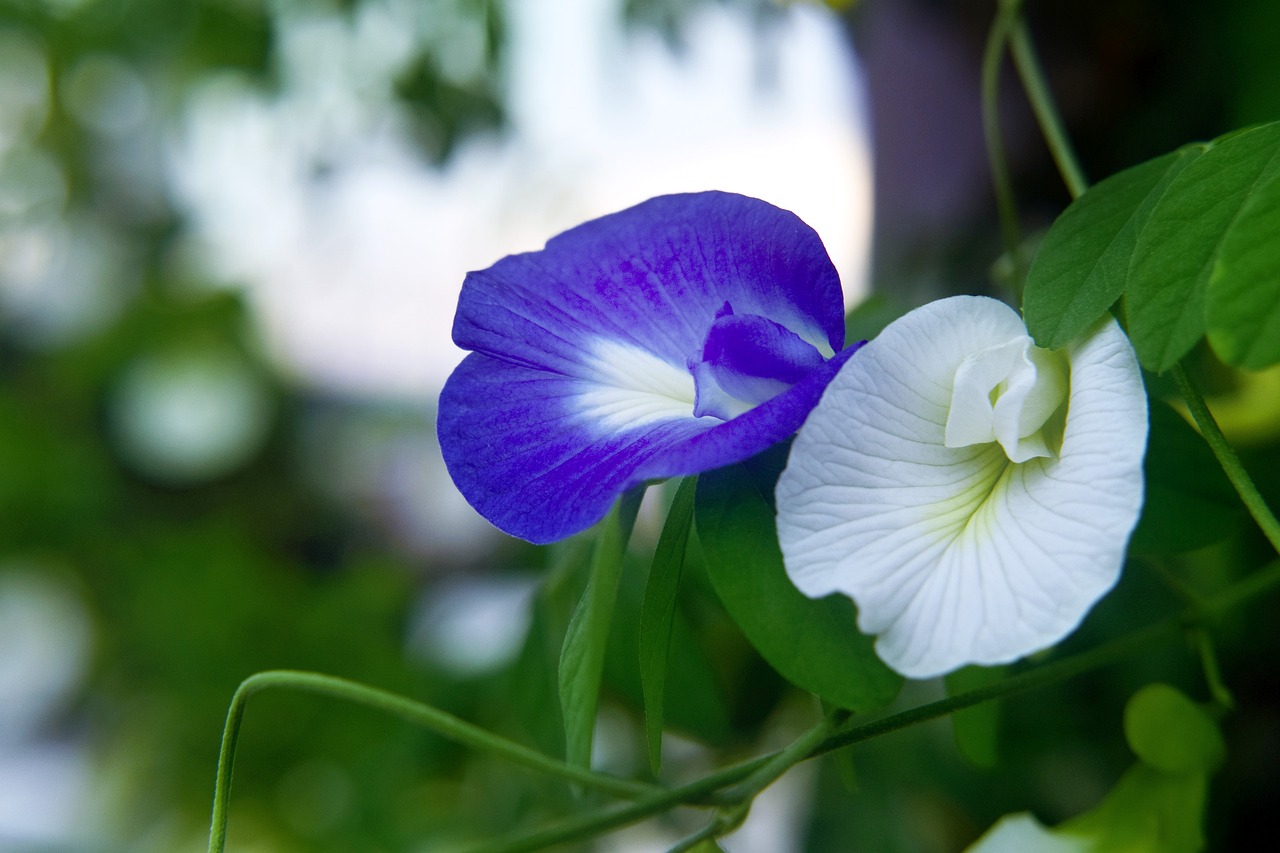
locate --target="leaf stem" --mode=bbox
[1173,363,1280,556]
[206,671,664,853]
[1004,2,1089,199]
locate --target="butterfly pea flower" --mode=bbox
[438,191,855,544]
[776,296,1147,678]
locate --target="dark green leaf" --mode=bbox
[1129,401,1243,554]
[639,476,698,775]
[1124,684,1225,775]
[945,666,1005,768]
[695,453,901,712]
[1024,147,1203,349]
[1207,169,1280,369]
[1128,122,1280,371]
[559,491,641,770]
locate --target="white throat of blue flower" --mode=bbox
[944,335,1069,464]
[580,301,830,429]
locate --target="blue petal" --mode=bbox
[439,191,851,543]
[689,306,827,420]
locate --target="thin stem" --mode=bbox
[1173,363,1280,556]
[668,711,846,852]
[1005,5,1088,199]
[479,559,1280,852]
[982,0,1027,294]
[721,710,845,804]
[1194,629,1235,712]
[206,671,664,853]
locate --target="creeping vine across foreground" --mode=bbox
[208,2,1280,850]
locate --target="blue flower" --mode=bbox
[438,191,854,544]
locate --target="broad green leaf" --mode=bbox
[1128,401,1243,554]
[1128,122,1280,371]
[1023,147,1203,350]
[1207,168,1280,369]
[638,476,698,775]
[559,490,641,770]
[1123,684,1225,775]
[945,666,1005,768]
[695,450,901,712]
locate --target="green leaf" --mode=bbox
[844,294,905,345]
[508,538,593,759]
[1128,122,1280,371]
[558,490,642,770]
[1208,168,1280,369]
[831,745,861,795]
[1063,764,1208,853]
[945,666,1005,768]
[1128,401,1243,554]
[605,560,732,749]
[1023,146,1203,349]
[695,450,902,712]
[1124,683,1225,775]
[638,476,698,775]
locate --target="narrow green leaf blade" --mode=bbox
[1128,121,1280,371]
[1207,169,1280,369]
[1024,147,1203,349]
[559,491,641,770]
[638,476,698,775]
[695,452,902,712]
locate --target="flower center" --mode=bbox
[688,302,826,421]
[944,335,1069,463]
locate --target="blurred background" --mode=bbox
[1,0,1278,850]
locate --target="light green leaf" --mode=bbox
[559,490,642,770]
[1207,168,1280,369]
[695,449,901,712]
[638,476,698,775]
[1128,121,1280,371]
[1128,401,1243,554]
[1123,683,1225,775]
[1023,147,1203,350]
[1063,764,1207,853]
[946,666,1005,768]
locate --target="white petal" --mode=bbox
[777,296,1146,678]
[965,813,1093,853]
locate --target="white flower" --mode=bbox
[776,296,1147,678]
